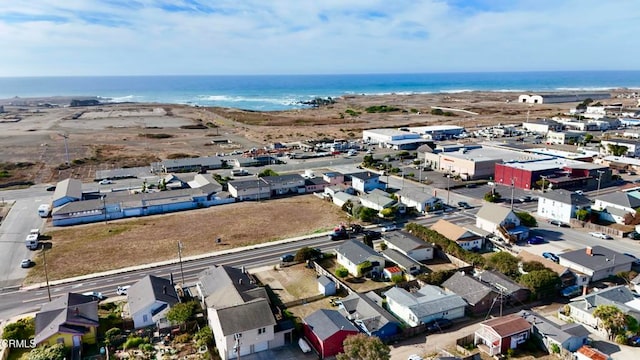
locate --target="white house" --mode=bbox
[476,203,528,242]
[335,240,385,277]
[382,231,433,261]
[350,171,383,193]
[395,188,443,213]
[537,189,591,224]
[592,191,640,224]
[359,189,396,211]
[430,219,484,251]
[127,275,180,329]
[384,285,466,327]
[600,140,640,157]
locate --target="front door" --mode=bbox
[72,335,81,347]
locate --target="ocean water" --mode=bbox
[1,71,639,111]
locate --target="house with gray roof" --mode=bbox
[358,188,396,211]
[476,203,529,242]
[262,174,306,196]
[442,271,498,315]
[474,270,530,304]
[349,171,383,193]
[303,309,359,359]
[197,266,288,360]
[593,191,640,224]
[381,248,423,275]
[227,178,270,200]
[396,188,443,213]
[537,189,591,224]
[52,178,83,208]
[188,173,223,194]
[127,275,179,329]
[151,156,223,173]
[564,285,640,332]
[335,240,385,277]
[34,293,99,347]
[558,246,634,282]
[337,291,401,341]
[331,191,360,208]
[383,231,433,261]
[518,310,589,353]
[384,285,467,327]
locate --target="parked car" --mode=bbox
[82,291,105,300]
[624,253,640,265]
[362,230,382,241]
[561,284,582,298]
[527,235,545,245]
[280,254,295,263]
[589,232,612,239]
[98,179,113,185]
[350,224,364,233]
[408,355,424,360]
[519,195,533,203]
[20,259,35,268]
[457,201,472,209]
[574,190,584,195]
[629,335,640,347]
[45,185,56,191]
[426,318,453,333]
[628,231,640,240]
[548,219,570,227]
[381,224,398,232]
[116,285,131,296]
[542,252,560,263]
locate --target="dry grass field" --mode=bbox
[25,195,348,283]
[256,264,320,304]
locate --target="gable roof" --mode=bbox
[431,219,479,242]
[338,292,399,334]
[228,178,268,190]
[539,189,591,206]
[442,271,496,306]
[481,314,531,337]
[35,293,99,344]
[559,246,634,271]
[576,346,610,360]
[127,275,179,316]
[262,174,305,185]
[475,271,527,296]
[214,298,276,335]
[53,178,83,201]
[570,285,639,316]
[188,173,222,192]
[384,285,467,319]
[304,309,358,341]
[396,188,439,204]
[381,248,422,270]
[596,191,640,208]
[476,203,516,225]
[518,310,588,345]
[336,240,381,265]
[383,231,431,253]
[359,191,396,208]
[198,265,266,308]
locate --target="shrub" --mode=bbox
[335,267,349,278]
[174,333,192,344]
[194,326,214,347]
[417,269,456,286]
[515,211,537,227]
[391,274,404,283]
[2,317,35,340]
[124,336,146,349]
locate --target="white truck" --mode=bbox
[26,229,40,250]
[37,204,51,218]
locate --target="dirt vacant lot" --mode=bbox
[26,195,348,283]
[257,264,321,304]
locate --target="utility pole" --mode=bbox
[540,175,548,193]
[596,170,604,197]
[446,174,451,206]
[42,247,52,301]
[510,178,515,210]
[59,133,70,165]
[102,195,107,224]
[177,241,185,285]
[234,333,241,360]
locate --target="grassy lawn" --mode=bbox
[26,195,348,283]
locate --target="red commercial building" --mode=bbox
[495,159,610,191]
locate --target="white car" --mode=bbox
[116,285,131,296]
[82,291,105,300]
[408,355,424,360]
[99,179,113,185]
[381,224,397,232]
[589,232,612,239]
[575,190,584,195]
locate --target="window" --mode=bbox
[143,314,148,323]
[258,327,266,334]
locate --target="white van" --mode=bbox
[37,204,51,218]
[25,234,39,250]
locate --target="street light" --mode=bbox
[596,170,605,197]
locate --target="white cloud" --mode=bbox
[0,0,638,76]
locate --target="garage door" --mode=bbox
[240,345,251,356]
[254,341,268,352]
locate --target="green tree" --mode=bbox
[484,190,502,203]
[28,344,66,360]
[550,343,560,354]
[194,326,214,348]
[104,327,123,348]
[166,301,198,328]
[519,269,561,298]
[356,261,372,277]
[486,252,520,278]
[295,247,321,262]
[336,333,390,360]
[379,207,395,219]
[358,207,378,222]
[335,267,349,278]
[593,305,628,339]
[391,274,404,284]
[522,261,546,273]
[515,211,537,227]
[576,209,589,221]
[2,317,35,341]
[607,144,629,156]
[583,133,594,144]
[258,168,279,177]
[341,200,354,214]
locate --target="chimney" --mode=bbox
[586,247,593,256]
[239,278,243,285]
[163,286,167,294]
[583,285,588,296]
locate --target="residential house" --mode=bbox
[430,219,484,251]
[358,189,396,211]
[600,139,640,157]
[537,189,591,224]
[303,309,359,359]
[381,248,423,275]
[151,156,223,173]
[34,293,99,348]
[196,266,288,360]
[335,240,385,277]
[384,285,466,327]
[476,203,529,242]
[228,178,270,201]
[396,188,443,213]
[127,275,180,329]
[188,173,223,194]
[52,178,83,208]
[331,191,360,208]
[518,310,589,353]
[322,172,346,185]
[564,285,640,331]
[350,171,383,193]
[442,271,498,315]
[592,191,640,224]
[324,184,355,197]
[337,291,401,341]
[474,315,531,356]
[558,246,634,283]
[575,346,611,360]
[383,231,433,261]
[474,270,530,305]
[262,174,305,196]
[305,177,330,193]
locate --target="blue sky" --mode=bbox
[0,0,638,76]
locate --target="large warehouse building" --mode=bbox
[404,125,465,140]
[362,128,431,150]
[518,92,610,104]
[495,158,610,190]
